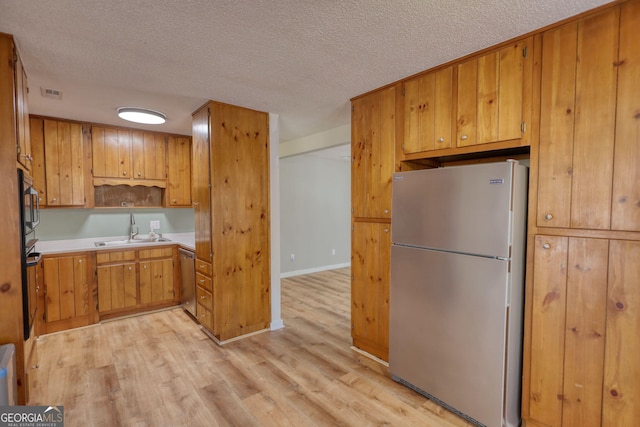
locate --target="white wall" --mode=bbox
[279,150,351,276]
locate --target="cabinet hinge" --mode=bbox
[521,122,527,133]
[16,145,21,155]
[522,46,528,58]
[12,49,17,64]
[401,143,405,152]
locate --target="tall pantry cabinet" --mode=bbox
[351,85,397,361]
[523,2,640,426]
[191,101,271,342]
[0,32,30,404]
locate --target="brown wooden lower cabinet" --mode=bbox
[42,254,94,334]
[351,221,391,361]
[96,247,178,319]
[525,235,640,426]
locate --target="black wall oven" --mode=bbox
[18,168,40,340]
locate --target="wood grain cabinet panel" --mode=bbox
[603,240,640,425]
[42,255,92,333]
[139,259,174,304]
[43,119,85,206]
[92,126,131,179]
[403,67,453,153]
[97,263,137,311]
[131,131,166,180]
[611,0,640,232]
[351,86,396,220]
[536,6,640,231]
[351,221,390,361]
[167,136,192,207]
[456,37,531,147]
[527,236,640,427]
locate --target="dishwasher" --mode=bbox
[179,249,196,317]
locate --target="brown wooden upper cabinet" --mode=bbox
[29,117,85,207]
[403,66,454,154]
[351,85,396,219]
[536,4,639,232]
[91,126,166,183]
[167,135,192,207]
[15,50,31,172]
[456,37,532,148]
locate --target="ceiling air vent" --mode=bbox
[40,87,63,100]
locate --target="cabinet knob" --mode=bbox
[144,265,147,269]
[545,213,553,220]
[384,228,389,233]
[543,243,551,250]
[51,197,57,202]
[137,172,142,176]
[199,279,205,283]
[78,259,82,263]
[200,295,206,300]
[461,134,468,140]
[128,266,132,270]
[438,137,444,143]
[172,199,177,203]
[384,209,389,214]
[123,171,127,176]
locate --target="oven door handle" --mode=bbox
[26,252,41,267]
[26,186,40,229]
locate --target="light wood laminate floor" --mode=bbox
[30,267,472,426]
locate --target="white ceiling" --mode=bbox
[0,0,612,143]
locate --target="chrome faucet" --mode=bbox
[129,212,138,240]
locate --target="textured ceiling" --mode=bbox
[0,0,612,142]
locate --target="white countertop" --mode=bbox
[35,232,195,255]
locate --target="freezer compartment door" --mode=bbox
[389,245,512,427]
[392,162,523,258]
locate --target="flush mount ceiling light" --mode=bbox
[117,107,166,125]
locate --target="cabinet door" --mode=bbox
[43,256,89,322]
[15,52,31,171]
[132,131,166,180]
[139,259,174,304]
[456,38,530,147]
[167,136,192,206]
[351,86,395,219]
[351,221,390,361]
[403,67,453,153]
[537,9,619,229]
[92,126,132,178]
[192,107,212,262]
[97,263,137,312]
[528,236,608,427]
[611,1,640,232]
[44,119,85,206]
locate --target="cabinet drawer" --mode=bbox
[196,303,213,330]
[96,250,136,264]
[196,286,212,311]
[139,247,173,259]
[196,259,212,276]
[196,272,212,292]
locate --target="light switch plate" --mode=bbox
[150,220,160,230]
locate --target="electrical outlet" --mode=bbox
[290,254,295,262]
[150,220,160,230]
[331,249,336,255]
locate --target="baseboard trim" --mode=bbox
[280,262,350,278]
[350,346,389,367]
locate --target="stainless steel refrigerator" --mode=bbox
[389,160,528,427]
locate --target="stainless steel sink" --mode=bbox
[94,237,171,247]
